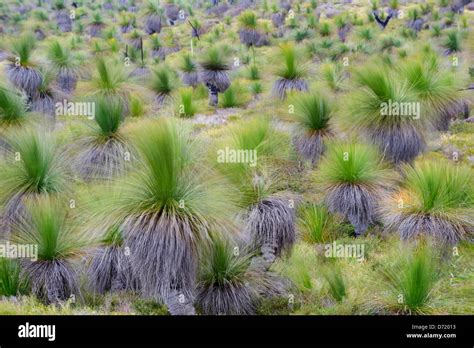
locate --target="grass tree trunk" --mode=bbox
[208,84,218,106]
[165,289,196,315]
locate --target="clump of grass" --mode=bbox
[47,41,79,93]
[179,53,197,73]
[275,43,306,80]
[150,66,178,104]
[0,129,68,227]
[322,263,346,302]
[129,95,146,117]
[400,53,459,130]
[358,27,374,41]
[199,46,231,72]
[321,63,345,92]
[380,36,402,51]
[380,243,439,314]
[246,64,260,80]
[238,10,258,29]
[82,58,134,104]
[431,24,442,37]
[0,86,31,131]
[249,81,263,96]
[0,259,29,297]
[219,82,247,108]
[444,30,462,54]
[319,22,331,37]
[381,160,473,244]
[298,203,335,243]
[177,88,197,117]
[11,34,36,67]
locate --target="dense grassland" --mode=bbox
[0,0,472,315]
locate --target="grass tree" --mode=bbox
[347,64,426,164]
[78,58,140,109]
[164,0,179,25]
[10,196,88,304]
[47,40,80,93]
[443,30,462,55]
[54,0,72,33]
[6,34,42,98]
[72,96,131,180]
[195,234,259,315]
[381,160,473,245]
[400,53,459,131]
[144,0,163,35]
[30,69,62,121]
[273,43,308,99]
[91,118,235,314]
[89,12,106,38]
[178,53,200,87]
[238,10,261,47]
[0,129,68,235]
[291,92,334,166]
[216,118,295,269]
[199,46,231,106]
[149,66,178,105]
[318,140,394,236]
[119,12,136,33]
[0,86,34,145]
[88,223,138,295]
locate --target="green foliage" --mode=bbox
[238,10,258,29]
[0,130,66,198]
[179,53,197,73]
[298,203,334,243]
[319,140,390,185]
[219,82,247,108]
[275,43,306,80]
[93,96,123,137]
[0,259,29,297]
[150,66,178,97]
[12,196,88,261]
[293,92,333,132]
[0,87,29,128]
[11,34,36,66]
[322,263,346,302]
[319,22,331,37]
[381,243,439,313]
[177,88,197,117]
[199,46,230,71]
[400,160,473,215]
[444,30,462,53]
